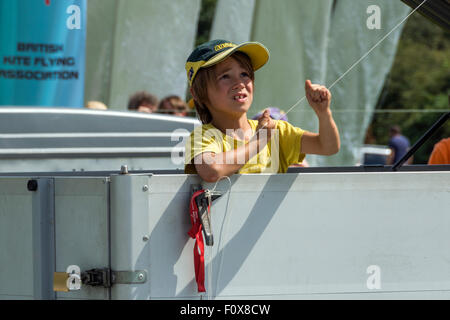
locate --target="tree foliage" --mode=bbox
[369,12,450,164]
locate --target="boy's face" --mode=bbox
[206,56,253,119]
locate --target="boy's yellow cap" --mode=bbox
[185,39,269,87]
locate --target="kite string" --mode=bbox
[280,0,428,118]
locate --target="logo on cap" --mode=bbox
[214,43,235,51]
[188,67,194,81]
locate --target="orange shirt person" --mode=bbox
[428,138,450,165]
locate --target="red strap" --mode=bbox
[188,190,208,292]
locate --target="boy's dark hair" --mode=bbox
[191,52,254,124]
[127,91,158,110]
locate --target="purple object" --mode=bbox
[252,107,288,121]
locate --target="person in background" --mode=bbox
[85,101,108,110]
[158,95,189,116]
[428,137,450,165]
[386,125,412,165]
[127,91,158,113]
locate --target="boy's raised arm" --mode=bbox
[300,80,340,156]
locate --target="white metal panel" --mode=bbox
[54,177,110,300]
[3,171,446,300]
[143,172,450,299]
[110,174,152,300]
[0,178,34,299]
[0,108,200,173]
[146,175,202,299]
[0,178,55,300]
[0,157,182,173]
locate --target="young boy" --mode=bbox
[184,39,340,182]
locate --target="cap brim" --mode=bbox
[201,42,269,72]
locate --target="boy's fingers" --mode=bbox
[305,80,312,90]
[311,89,320,100]
[306,82,322,99]
[305,82,332,105]
[258,109,270,121]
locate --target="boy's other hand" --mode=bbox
[305,80,332,116]
[256,108,276,140]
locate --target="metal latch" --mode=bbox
[81,268,112,287]
[82,268,147,288]
[191,185,222,247]
[54,266,147,291]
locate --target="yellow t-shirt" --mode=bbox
[184,119,305,174]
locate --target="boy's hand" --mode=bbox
[305,80,332,116]
[255,109,276,140]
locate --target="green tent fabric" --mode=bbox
[250,0,333,166]
[210,0,256,44]
[84,0,201,109]
[322,0,410,166]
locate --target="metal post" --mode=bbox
[392,111,450,171]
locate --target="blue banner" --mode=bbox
[0,0,86,107]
